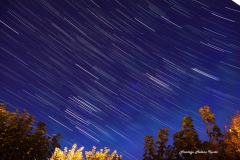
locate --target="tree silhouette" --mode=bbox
[0,103,61,159]
[155,128,175,160]
[199,106,223,144]
[198,106,224,160]
[143,135,156,160]
[173,117,201,160]
[143,106,240,159]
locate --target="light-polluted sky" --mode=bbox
[1,0,240,159]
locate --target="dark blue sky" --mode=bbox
[1,0,240,159]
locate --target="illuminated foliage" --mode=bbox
[198,106,224,160]
[50,144,122,160]
[2,101,240,159]
[228,111,240,152]
[143,135,156,160]
[199,106,223,144]
[0,103,61,159]
[144,106,240,160]
[223,111,240,159]
[173,117,201,160]
[155,128,174,160]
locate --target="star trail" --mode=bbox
[1,0,240,159]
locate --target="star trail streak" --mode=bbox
[1,0,240,159]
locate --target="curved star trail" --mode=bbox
[1,0,240,159]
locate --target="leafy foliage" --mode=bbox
[173,117,201,160]
[50,144,122,160]
[0,103,61,160]
[143,135,156,160]
[199,106,223,143]
[223,111,240,159]
[155,128,169,159]
[143,105,240,160]
[1,102,239,160]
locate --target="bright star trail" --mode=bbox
[1,1,240,159]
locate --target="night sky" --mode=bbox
[1,0,240,159]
